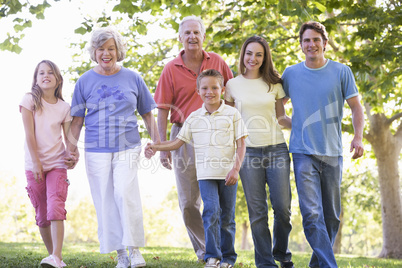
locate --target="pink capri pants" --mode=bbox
[25,168,69,227]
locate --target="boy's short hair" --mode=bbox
[299,21,328,43]
[196,69,224,89]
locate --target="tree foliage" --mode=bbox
[0,0,60,53]
[2,0,401,259]
[68,0,402,259]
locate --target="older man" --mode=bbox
[154,15,233,261]
[282,21,364,268]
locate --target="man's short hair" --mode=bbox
[196,69,224,89]
[299,21,329,43]
[179,15,206,37]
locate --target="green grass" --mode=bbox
[0,242,401,267]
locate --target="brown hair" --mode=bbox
[196,69,224,89]
[30,60,64,111]
[299,21,329,44]
[239,35,282,91]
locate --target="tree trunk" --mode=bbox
[366,112,402,259]
[333,205,344,254]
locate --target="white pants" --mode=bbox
[85,146,145,253]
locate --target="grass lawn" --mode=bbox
[0,242,401,267]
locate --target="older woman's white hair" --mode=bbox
[88,27,127,62]
[178,15,206,37]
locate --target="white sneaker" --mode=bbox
[40,255,62,268]
[205,258,220,268]
[130,249,146,267]
[220,263,233,268]
[115,255,130,268]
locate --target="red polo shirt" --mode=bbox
[154,50,233,123]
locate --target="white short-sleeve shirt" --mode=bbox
[177,101,248,180]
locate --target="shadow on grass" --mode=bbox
[0,242,401,267]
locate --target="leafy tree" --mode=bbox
[0,0,60,53]
[82,0,400,258]
[3,0,400,259]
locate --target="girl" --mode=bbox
[20,60,76,268]
[225,36,294,268]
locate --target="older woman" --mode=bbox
[66,27,159,268]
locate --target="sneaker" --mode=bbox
[129,249,146,267]
[60,260,67,267]
[280,260,295,268]
[204,258,220,268]
[220,263,233,268]
[40,255,62,268]
[115,255,130,268]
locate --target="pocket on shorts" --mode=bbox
[56,174,69,202]
[26,186,39,208]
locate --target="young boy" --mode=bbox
[145,69,248,268]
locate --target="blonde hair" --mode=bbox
[88,27,127,62]
[30,60,64,111]
[196,69,224,89]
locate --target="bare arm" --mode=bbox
[157,108,172,169]
[346,96,365,159]
[21,107,43,182]
[62,120,77,169]
[65,116,84,153]
[141,111,161,143]
[149,138,185,152]
[225,137,246,186]
[275,98,292,129]
[64,116,84,167]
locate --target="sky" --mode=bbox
[0,0,176,206]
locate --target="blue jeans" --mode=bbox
[239,143,292,268]
[293,153,343,268]
[199,180,237,265]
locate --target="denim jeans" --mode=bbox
[199,180,237,265]
[293,153,343,268]
[239,143,292,268]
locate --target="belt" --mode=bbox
[173,123,183,127]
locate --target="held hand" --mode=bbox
[144,143,156,159]
[160,150,172,170]
[350,137,364,159]
[225,168,239,186]
[64,150,79,169]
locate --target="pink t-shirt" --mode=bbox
[154,50,233,123]
[20,94,72,171]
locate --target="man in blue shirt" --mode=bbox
[282,21,364,268]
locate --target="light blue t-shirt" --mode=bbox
[71,67,156,152]
[282,60,359,156]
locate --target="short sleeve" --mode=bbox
[342,65,359,100]
[282,68,290,98]
[135,74,157,115]
[224,79,235,103]
[154,63,175,109]
[63,104,73,123]
[176,113,194,143]
[19,94,34,113]
[275,83,286,100]
[71,79,87,117]
[233,110,248,141]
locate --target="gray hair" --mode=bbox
[88,27,127,62]
[178,16,206,37]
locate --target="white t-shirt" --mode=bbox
[20,94,72,171]
[177,101,248,180]
[225,75,286,147]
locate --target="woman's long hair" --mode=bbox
[30,60,64,111]
[239,35,282,91]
